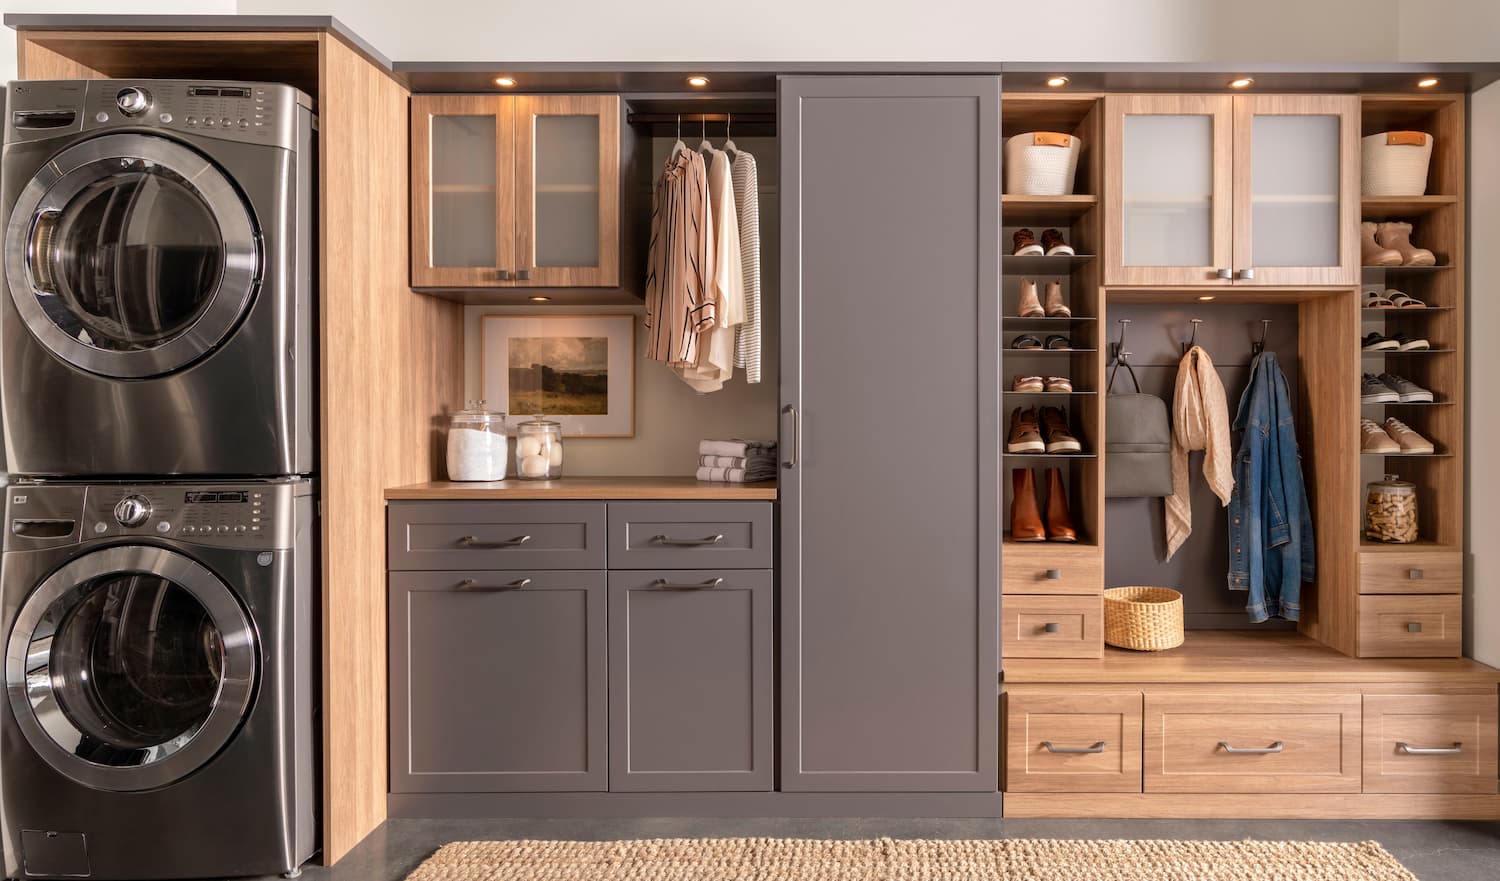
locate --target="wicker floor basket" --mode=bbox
[1103,586,1185,651]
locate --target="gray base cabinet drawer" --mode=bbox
[389,501,606,570]
[389,570,607,792]
[608,502,773,569]
[608,569,774,791]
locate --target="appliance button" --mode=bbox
[238,118,248,127]
[114,495,152,527]
[155,521,172,534]
[93,522,107,534]
[182,525,197,535]
[186,116,198,126]
[94,112,109,123]
[159,113,173,124]
[203,118,216,127]
[216,525,230,534]
[235,525,248,533]
[220,117,233,127]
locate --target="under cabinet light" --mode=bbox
[494,76,517,87]
[528,296,551,302]
[687,75,710,87]
[1229,77,1254,89]
[1417,77,1439,88]
[1046,75,1070,88]
[1198,295,1216,301]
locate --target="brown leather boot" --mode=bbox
[1044,467,1078,542]
[1010,468,1046,541]
[1375,221,1437,266]
[1017,278,1044,318]
[1043,280,1070,317]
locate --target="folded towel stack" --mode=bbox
[696,439,777,483]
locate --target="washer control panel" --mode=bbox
[74,481,305,550]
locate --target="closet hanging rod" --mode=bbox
[627,112,776,125]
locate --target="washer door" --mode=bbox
[4,545,257,792]
[4,133,260,379]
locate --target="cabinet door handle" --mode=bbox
[651,533,725,547]
[1042,741,1106,754]
[1236,268,1256,280]
[1216,268,1232,279]
[1043,622,1061,633]
[1408,568,1424,580]
[457,534,531,548]
[456,577,531,591]
[1397,741,1462,756]
[497,269,512,280]
[1407,622,1423,633]
[516,268,532,281]
[1045,569,1063,580]
[649,577,725,591]
[782,404,800,469]
[1218,740,1284,755]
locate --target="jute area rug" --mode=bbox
[404,837,1418,881]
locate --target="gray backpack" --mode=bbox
[1105,361,1173,498]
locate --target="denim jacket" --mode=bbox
[1227,352,1315,622]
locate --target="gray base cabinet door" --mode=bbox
[779,76,1001,792]
[390,570,607,792]
[608,570,774,791]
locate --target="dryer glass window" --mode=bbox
[47,573,226,757]
[34,162,225,351]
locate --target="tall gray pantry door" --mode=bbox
[779,76,1001,792]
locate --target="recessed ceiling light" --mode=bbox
[494,76,517,87]
[1417,77,1440,88]
[528,296,551,302]
[1046,75,1070,88]
[1198,295,1216,301]
[687,75,710,88]
[1229,77,1254,89]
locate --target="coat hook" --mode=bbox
[1182,318,1203,355]
[1251,318,1272,357]
[1112,318,1133,365]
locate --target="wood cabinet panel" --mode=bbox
[1363,694,1498,794]
[1003,595,1103,658]
[1358,550,1462,595]
[1358,594,1462,658]
[1002,546,1103,595]
[1005,692,1143,792]
[1144,693,1362,793]
[514,95,621,287]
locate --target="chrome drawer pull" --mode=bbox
[1042,741,1106,754]
[1218,740,1284,755]
[456,577,531,592]
[1397,741,1463,756]
[650,533,725,547]
[458,534,531,548]
[650,577,725,591]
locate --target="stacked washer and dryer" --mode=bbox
[0,80,318,879]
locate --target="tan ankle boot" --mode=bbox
[1376,221,1436,266]
[1361,221,1402,266]
[1010,468,1046,541]
[1018,278,1044,317]
[1044,467,1078,542]
[1044,280,1070,317]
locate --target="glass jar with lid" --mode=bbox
[1366,474,1418,543]
[514,414,563,480]
[446,401,508,481]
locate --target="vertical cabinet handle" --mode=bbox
[1407,622,1423,633]
[782,404,800,469]
[1397,741,1463,756]
[1216,268,1232,279]
[497,269,512,280]
[516,268,532,281]
[1042,741,1106,754]
[1408,569,1424,580]
[1218,740,1284,755]
[1236,268,1256,280]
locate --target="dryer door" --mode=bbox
[4,132,261,379]
[4,545,258,792]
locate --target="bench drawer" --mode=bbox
[388,501,606,570]
[1358,550,1462,595]
[1002,595,1103,658]
[1005,692,1142,792]
[1143,692,1362,793]
[1357,594,1462,658]
[1363,694,1499,794]
[608,502,772,569]
[1002,547,1103,595]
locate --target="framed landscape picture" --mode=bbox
[480,313,635,437]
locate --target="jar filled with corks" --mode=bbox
[1366,475,1418,543]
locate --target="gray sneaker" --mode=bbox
[1377,373,1434,403]
[1361,373,1399,403]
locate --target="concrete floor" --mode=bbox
[257,818,1500,881]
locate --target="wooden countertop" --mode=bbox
[1004,630,1500,684]
[385,477,778,501]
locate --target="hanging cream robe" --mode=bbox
[1165,345,1234,560]
[674,147,744,392]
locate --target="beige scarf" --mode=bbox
[1165,346,1234,560]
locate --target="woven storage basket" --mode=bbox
[1361,131,1434,196]
[1005,131,1083,195]
[1103,586,1184,651]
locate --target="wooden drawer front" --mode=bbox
[1144,693,1361,793]
[1002,595,1103,658]
[388,501,605,570]
[1359,550,1462,595]
[1363,694,1499,794]
[1358,594,1462,658]
[1005,692,1142,793]
[1002,548,1103,595]
[608,502,772,569]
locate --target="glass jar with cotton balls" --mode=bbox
[514,414,563,480]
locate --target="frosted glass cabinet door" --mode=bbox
[410,95,514,287]
[1233,94,1360,286]
[515,95,621,287]
[1105,95,1233,286]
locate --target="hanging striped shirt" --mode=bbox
[730,149,763,383]
[645,149,716,366]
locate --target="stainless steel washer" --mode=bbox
[1,479,316,879]
[1,80,315,477]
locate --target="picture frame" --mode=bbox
[480,313,636,438]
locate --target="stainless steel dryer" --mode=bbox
[0,479,316,879]
[1,80,315,477]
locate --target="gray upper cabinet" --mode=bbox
[608,569,774,791]
[779,76,1001,792]
[389,569,607,793]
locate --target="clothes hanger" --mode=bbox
[670,114,687,158]
[723,113,738,161]
[698,115,715,155]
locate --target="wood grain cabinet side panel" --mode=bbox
[1357,594,1462,658]
[1005,692,1143,793]
[1362,693,1499,794]
[1143,692,1362,793]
